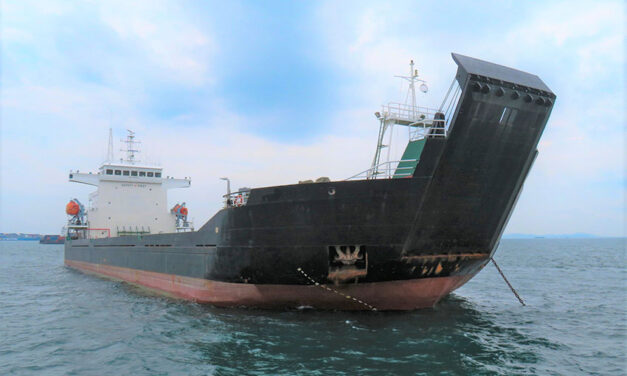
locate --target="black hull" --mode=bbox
[65,54,555,310]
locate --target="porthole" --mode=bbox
[328,187,336,196]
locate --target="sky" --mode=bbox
[0,0,624,236]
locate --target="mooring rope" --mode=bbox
[490,258,526,306]
[296,268,377,311]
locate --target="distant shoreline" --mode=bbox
[0,239,41,241]
[1,234,623,241]
[502,234,624,239]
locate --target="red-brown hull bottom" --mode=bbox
[65,260,475,311]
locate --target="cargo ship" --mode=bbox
[40,234,65,244]
[64,53,555,310]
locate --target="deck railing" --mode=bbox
[381,102,438,125]
[223,190,251,207]
[345,159,418,181]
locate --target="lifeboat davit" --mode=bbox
[66,201,80,216]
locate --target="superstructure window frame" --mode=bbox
[123,170,130,176]
[147,172,154,177]
[139,171,146,177]
[155,172,161,178]
[114,170,121,175]
[106,169,113,175]
[131,171,138,176]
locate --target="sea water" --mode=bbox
[0,238,625,375]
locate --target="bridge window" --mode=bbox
[155,172,161,178]
[114,170,121,175]
[131,171,138,176]
[147,172,154,177]
[123,170,129,176]
[106,169,113,175]
[139,171,146,177]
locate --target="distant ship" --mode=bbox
[64,53,555,310]
[40,235,65,244]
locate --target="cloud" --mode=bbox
[1,0,215,91]
[0,0,624,237]
[312,0,625,236]
[97,0,215,86]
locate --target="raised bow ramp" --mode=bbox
[404,53,555,255]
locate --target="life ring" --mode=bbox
[234,194,243,206]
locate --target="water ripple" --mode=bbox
[0,239,625,375]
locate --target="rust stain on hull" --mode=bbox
[401,253,489,263]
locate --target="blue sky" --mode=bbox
[1,0,624,236]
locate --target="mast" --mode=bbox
[120,130,140,164]
[408,60,417,119]
[106,128,114,162]
[368,60,429,179]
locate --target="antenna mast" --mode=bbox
[368,60,429,179]
[107,128,114,162]
[394,60,428,120]
[120,130,140,164]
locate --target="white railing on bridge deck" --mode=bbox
[380,102,439,125]
[379,103,448,141]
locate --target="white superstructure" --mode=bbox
[68,130,191,238]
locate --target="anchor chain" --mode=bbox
[296,268,377,311]
[491,257,526,306]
